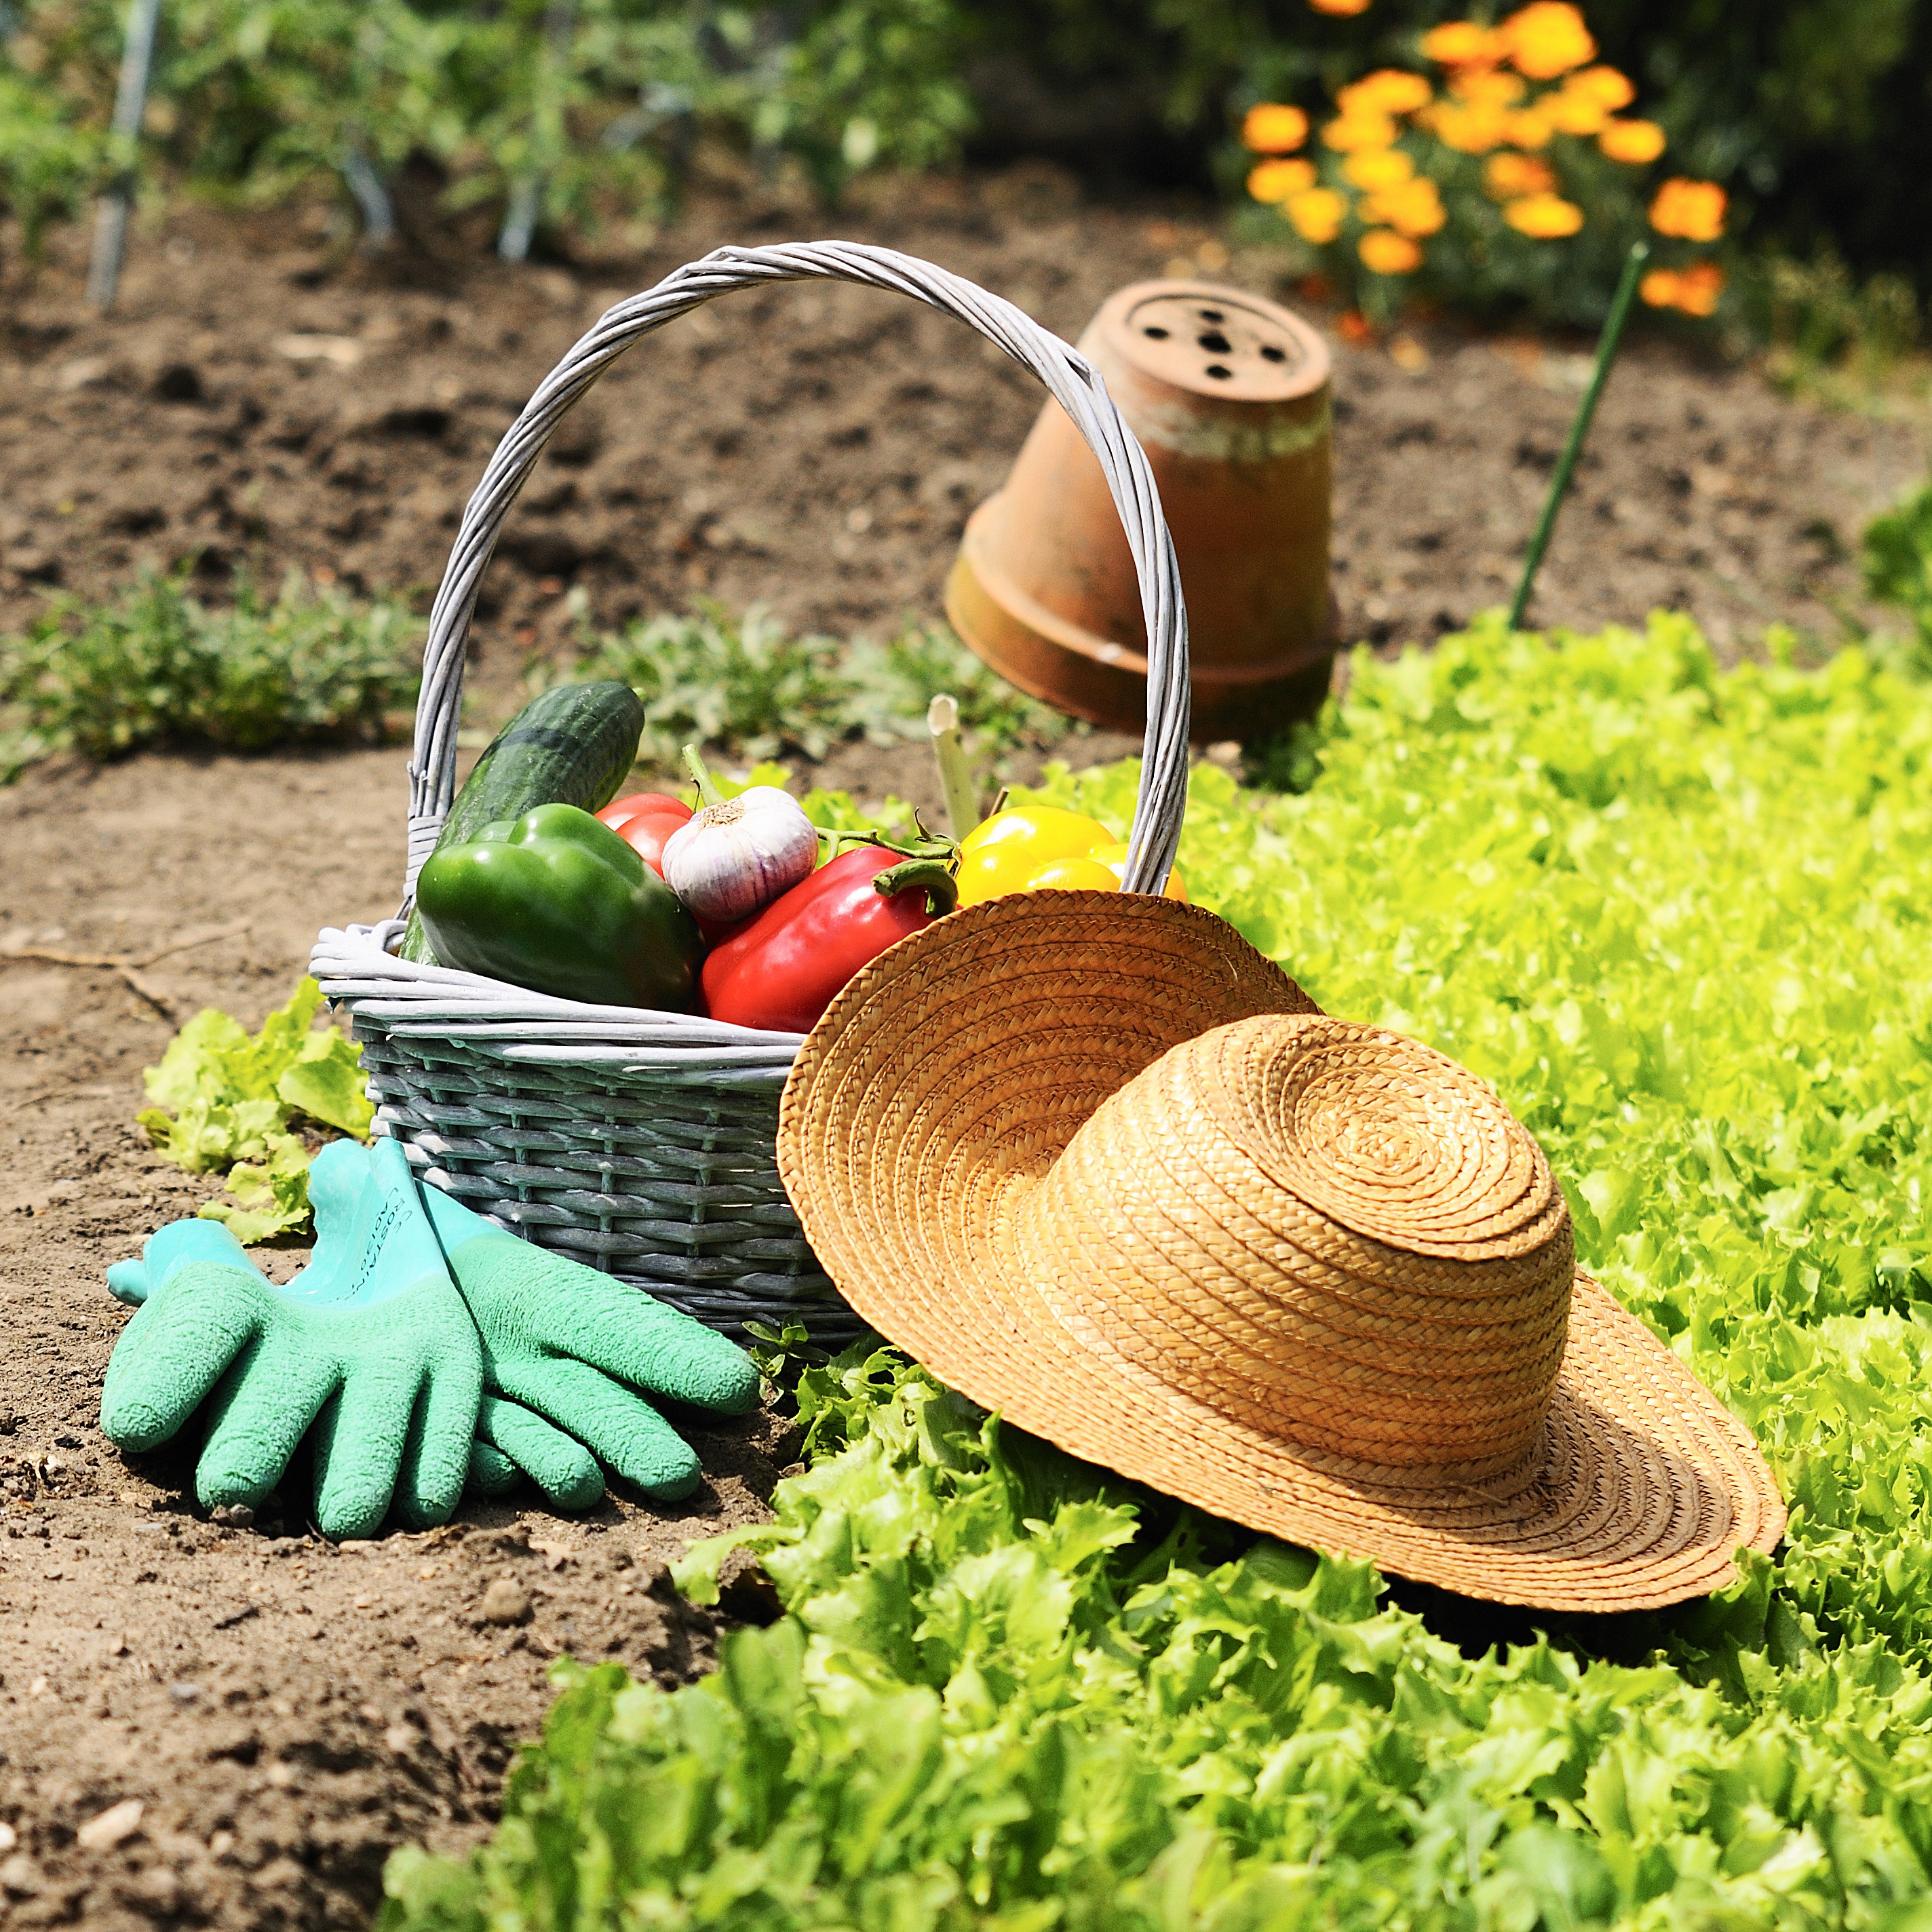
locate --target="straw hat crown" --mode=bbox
[1019,1013,1575,1480]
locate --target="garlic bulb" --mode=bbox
[661,786,818,925]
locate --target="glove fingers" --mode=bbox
[195,1338,339,1515]
[392,1350,484,1532]
[466,1437,521,1498]
[490,1357,701,1501]
[309,1367,422,1540]
[100,1264,267,1454]
[454,1235,759,1415]
[478,1394,604,1511]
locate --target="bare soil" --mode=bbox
[0,170,1924,701]
[1,743,801,1932]
[0,168,1925,1932]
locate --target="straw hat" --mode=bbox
[777,891,1784,1612]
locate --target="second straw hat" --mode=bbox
[777,893,1785,1612]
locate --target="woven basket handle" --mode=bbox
[405,239,1191,902]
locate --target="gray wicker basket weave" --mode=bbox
[311,239,1193,1346]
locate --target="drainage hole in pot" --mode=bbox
[1204,363,1233,379]
[1197,331,1233,353]
[1143,325,1170,339]
[1260,345,1287,362]
[1197,308,1225,322]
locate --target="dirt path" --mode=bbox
[0,170,1927,1932]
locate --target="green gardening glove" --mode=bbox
[107,1142,611,1516]
[101,1138,480,1539]
[315,1142,761,1500]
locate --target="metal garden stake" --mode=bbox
[86,0,163,311]
[1507,240,1649,631]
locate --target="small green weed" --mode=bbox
[1747,250,1925,409]
[1860,475,1932,679]
[0,570,422,781]
[138,976,374,1243]
[544,599,1070,771]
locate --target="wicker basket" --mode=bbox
[311,240,1193,1345]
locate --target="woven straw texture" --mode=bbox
[777,890,1786,1611]
[309,241,1193,1341]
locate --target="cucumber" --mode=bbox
[399,680,645,965]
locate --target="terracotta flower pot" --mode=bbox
[946,279,1336,740]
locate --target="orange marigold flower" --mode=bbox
[1649,176,1726,240]
[1420,21,1505,65]
[1359,229,1423,273]
[1342,146,1416,189]
[1242,102,1310,153]
[1451,67,1526,105]
[1641,261,1723,315]
[1429,101,1509,153]
[1639,267,1682,308]
[1672,260,1725,315]
[1567,64,1635,109]
[1501,108,1554,148]
[1501,2,1596,79]
[1308,0,1372,15]
[1248,157,1318,203]
[1323,112,1399,151]
[1285,186,1349,244]
[1366,177,1446,236]
[1483,152,1555,198]
[1543,89,1610,136]
[1598,117,1666,163]
[1339,69,1435,116]
[1503,190,1585,237]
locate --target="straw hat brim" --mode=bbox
[778,892,1785,1612]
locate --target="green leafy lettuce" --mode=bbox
[139,976,375,1243]
[381,612,1932,1931]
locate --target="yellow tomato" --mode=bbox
[953,809,1188,906]
[1027,857,1123,892]
[954,807,1118,906]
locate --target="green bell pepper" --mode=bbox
[415,803,702,1009]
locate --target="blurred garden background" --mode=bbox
[1,0,1928,370]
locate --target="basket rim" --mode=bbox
[312,923,807,1050]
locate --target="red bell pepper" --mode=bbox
[701,845,957,1034]
[596,792,693,876]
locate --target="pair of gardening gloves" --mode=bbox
[100,1137,760,1539]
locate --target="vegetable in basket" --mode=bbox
[596,791,693,875]
[954,805,1188,905]
[703,845,959,1035]
[398,681,646,966]
[660,745,817,925]
[416,804,701,1009]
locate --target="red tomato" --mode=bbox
[596,792,693,876]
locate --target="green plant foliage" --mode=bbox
[1863,475,1932,677]
[0,61,102,252]
[138,975,375,1242]
[382,613,1932,1929]
[0,570,421,782]
[551,602,1066,771]
[0,0,975,249]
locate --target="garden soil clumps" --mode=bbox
[0,170,1922,714]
